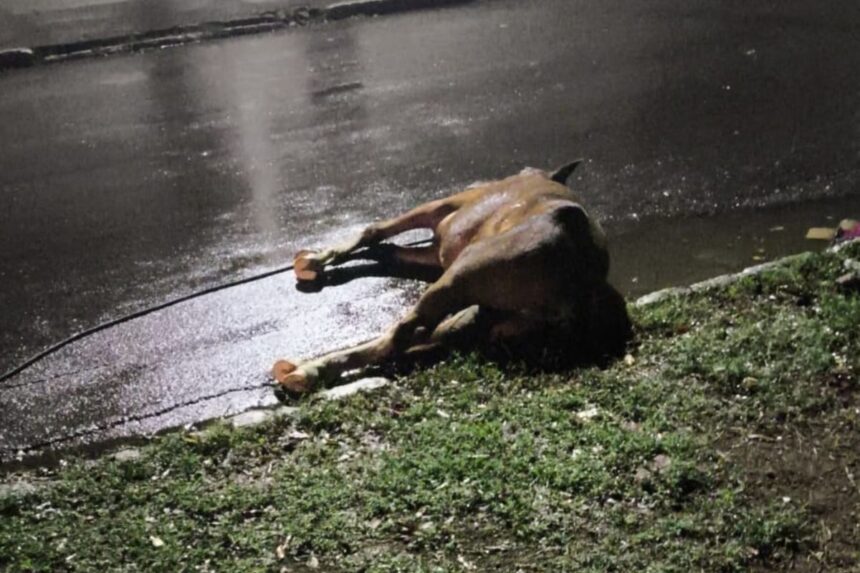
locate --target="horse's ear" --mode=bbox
[550,159,584,185]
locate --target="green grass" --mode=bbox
[2,243,859,572]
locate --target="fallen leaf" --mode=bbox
[806,227,836,240]
[275,535,291,560]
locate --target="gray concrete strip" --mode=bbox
[634,259,794,306]
[111,448,142,462]
[225,378,390,429]
[229,405,298,429]
[0,0,332,50]
[1,0,477,70]
[229,407,285,429]
[320,377,391,400]
[33,9,318,64]
[327,0,472,20]
[635,238,860,307]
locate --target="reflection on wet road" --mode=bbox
[1,0,858,460]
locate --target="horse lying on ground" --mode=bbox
[272,161,632,394]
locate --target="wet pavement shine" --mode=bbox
[1,0,859,462]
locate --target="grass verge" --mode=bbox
[2,243,859,572]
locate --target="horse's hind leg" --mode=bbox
[369,244,441,269]
[273,274,466,393]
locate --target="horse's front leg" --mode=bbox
[294,199,456,281]
[273,275,465,393]
[271,312,423,394]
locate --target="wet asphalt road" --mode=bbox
[1,0,859,461]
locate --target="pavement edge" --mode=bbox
[635,238,859,307]
[0,0,476,71]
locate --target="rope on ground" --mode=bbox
[0,264,295,386]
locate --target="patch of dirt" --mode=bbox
[725,387,860,572]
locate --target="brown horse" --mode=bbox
[272,161,630,394]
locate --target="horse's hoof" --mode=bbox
[294,250,324,282]
[271,360,298,384]
[280,371,313,395]
[272,360,316,394]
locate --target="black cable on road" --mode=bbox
[0,263,296,386]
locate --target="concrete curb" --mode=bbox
[0,0,475,71]
[0,377,392,469]
[327,0,472,20]
[226,376,391,429]
[633,258,795,307]
[635,238,860,307]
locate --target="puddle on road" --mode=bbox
[607,194,858,298]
